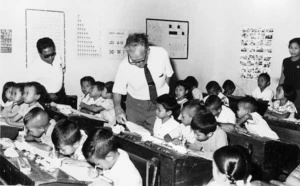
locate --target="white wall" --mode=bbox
[1,0,300,97]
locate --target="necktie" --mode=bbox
[144,64,158,103]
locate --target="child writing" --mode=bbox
[264,84,297,120]
[0,81,15,111]
[203,81,229,107]
[1,83,24,118]
[189,112,228,160]
[153,94,181,139]
[23,107,56,151]
[82,128,142,186]
[165,100,205,145]
[5,82,46,128]
[205,95,236,131]
[251,73,274,102]
[79,81,105,115]
[95,81,116,127]
[79,76,95,112]
[174,80,190,108]
[222,79,245,97]
[207,145,252,186]
[236,97,279,140]
[51,119,89,167]
[184,76,203,100]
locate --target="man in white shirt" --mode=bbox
[113,33,173,130]
[27,37,65,103]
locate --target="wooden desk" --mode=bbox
[116,132,212,186]
[0,125,19,140]
[0,150,88,186]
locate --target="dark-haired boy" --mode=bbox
[78,76,95,110]
[80,81,105,114]
[251,73,274,102]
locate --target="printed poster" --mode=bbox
[1,29,12,53]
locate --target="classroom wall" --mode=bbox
[0,0,300,98]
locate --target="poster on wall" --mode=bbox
[1,29,12,53]
[146,18,189,59]
[240,27,274,80]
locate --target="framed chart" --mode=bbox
[146,18,189,59]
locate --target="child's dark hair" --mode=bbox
[205,95,222,110]
[93,81,105,92]
[184,76,199,89]
[82,128,118,160]
[222,80,235,92]
[23,107,48,126]
[80,76,95,85]
[278,84,296,102]
[191,112,217,135]
[206,81,221,94]
[183,100,206,116]
[2,81,16,103]
[175,80,192,100]
[36,37,55,54]
[105,81,114,93]
[238,97,258,113]
[51,119,82,150]
[25,82,49,104]
[289,38,300,48]
[258,73,270,83]
[156,94,181,120]
[213,145,252,184]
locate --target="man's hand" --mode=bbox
[115,106,127,124]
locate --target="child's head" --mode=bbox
[82,128,118,170]
[212,145,251,185]
[51,119,82,156]
[236,97,257,118]
[276,84,296,102]
[222,80,236,96]
[205,95,223,117]
[184,76,198,90]
[206,81,222,96]
[101,81,114,99]
[257,73,270,91]
[23,82,48,104]
[174,80,189,100]
[191,112,217,141]
[90,81,105,99]
[2,81,16,103]
[181,100,206,126]
[12,83,25,104]
[80,76,95,96]
[24,107,49,138]
[288,38,300,58]
[156,94,180,120]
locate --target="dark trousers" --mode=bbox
[47,84,66,104]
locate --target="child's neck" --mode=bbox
[28,101,37,107]
[177,97,185,101]
[279,98,288,106]
[259,86,267,92]
[93,95,101,100]
[161,116,171,124]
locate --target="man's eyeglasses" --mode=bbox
[128,54,147,65]
[43,52,56,59]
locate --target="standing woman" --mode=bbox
[279,38,300,112]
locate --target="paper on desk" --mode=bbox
[125,121,151,137]
[59,164,97,182]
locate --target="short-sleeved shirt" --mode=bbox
[168,124,196,143]
[192,88,203,100]
[86,97,104,106]
[95,99,116,126]
[102,149,142,186]
[78,94,91,109]
[71,130,87,161]
[0,103,21,117]
[245,112,279,140]
[268,100,298,119]
[216,105,236,124]
[153,116,180,139]
[18,102,44,117]
[40,119,56,147]
[251,87,273,101]
[113,46,174,100]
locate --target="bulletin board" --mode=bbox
[146,18,189,59]
[26,9,65,68]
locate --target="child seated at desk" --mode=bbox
[203,81,229,107]
[174,80,190,108]
[205,95,236,131]
[82,128,142,186]
[236,97,279,140]
[153,94,181,139]
[189,112,228,160]
[0,81,15,113]
[78,76,95,111]
[251,73,274,102]
[1,83,24,118]
[264,84,297,120]
[79,81,105,115]
[51,119,89,167]
[222,79,246,97]
[23,107,56,151]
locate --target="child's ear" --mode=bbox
[35,94,41,100]
[73,141,80,149]
[207,132,213,138]
[166,110,172,116]
[105,151,115,161]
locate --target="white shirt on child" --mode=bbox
[251,87,273,101]
[40,119,56,147]
[232,85,246,97]
[102,149,142,186]
[18,102,44,117]
[245,112,279,140]
[86,97,104,106]
[71,130,87,161]
[177,98,188,108]
[153,116,180,139]
[95,98,116,127]
[192,88,203,100]
[268,100,298,120]
[78,94,91,109]
[0,100,13,107]
[168,124,196,143]
[216,105,236,124]
[0,103,21,117]
[203,92,229,107]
